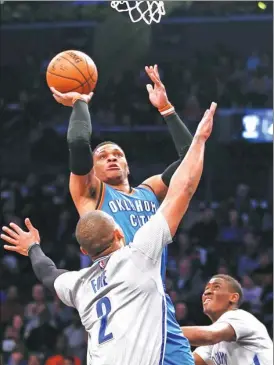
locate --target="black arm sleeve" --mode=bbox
[28,244,68,292]
[161,113,193,187]
[164,112,193,158]
[67,100,93,175]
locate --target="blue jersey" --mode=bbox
[98,183,194,365]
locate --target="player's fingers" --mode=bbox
[146,84,153,94]
[9,222,24,235]
[154,64,161,79]
[25,218,36,232]
[52,95,63,104]
[3,245,19,252]
[88,92,94,99]
[1,234,18,246]
[2,226,19,240]
[209,102,217,116]
[50,87,63,98]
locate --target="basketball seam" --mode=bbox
[83,57,97,93]
[59,55,89,84]
[47,70,83,84]
[47,71,92,92]
[84,56,97,83]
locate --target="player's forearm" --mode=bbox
[164,112,193,159]
[182,322,235,346]
[182,326,218,346]
[28,244,67,291]
[161,113,193,187]
[67,100,93,175]
[169,134,205,200]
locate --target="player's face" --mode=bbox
[93,144,129,184]
[202,278,234,319]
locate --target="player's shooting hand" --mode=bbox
[195,102,217,142]
[50,87,93,107]
[145,65,170,110]
[1,218,40,256]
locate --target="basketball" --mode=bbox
[46,50,98,94]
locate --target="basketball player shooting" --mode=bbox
[51,64,197,364]
[182,274,273,365]
[2,103,216,365]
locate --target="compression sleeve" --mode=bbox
[161,113,193,187]
[67,100,93,175]
[164,112,193,158]
[28,244,68,292]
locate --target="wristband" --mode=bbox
[27,242,40,255]
[158,102,175,116]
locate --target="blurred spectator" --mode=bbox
[237,232,260,277]
[219,209,243,243]
[1,286,24,325]
[45,335,81,365]
[7,344,27,365]
[175,302,193,326]
[241,275,262,314]
[63,310,86,360]
[27,354,41,365]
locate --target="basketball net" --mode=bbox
[110,1,165,25]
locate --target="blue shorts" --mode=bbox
[164,294,194,365]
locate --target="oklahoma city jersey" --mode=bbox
[98,183,194,365]
[54,213,172,365]
[195,309,273,365]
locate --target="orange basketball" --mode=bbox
[46,50,98,94]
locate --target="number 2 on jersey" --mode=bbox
[96,297,113,344]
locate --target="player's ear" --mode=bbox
[80,247,88,255]
[114,228,124,241]
[229,292,239,305]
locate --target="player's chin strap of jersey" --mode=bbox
[160,103,193,187]
[28,243,68,292]
[67,98,93,175]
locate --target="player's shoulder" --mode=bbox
[218,309,269,335]
[219,309,259,322]
[54,267,91,290]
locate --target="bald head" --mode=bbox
[76,211,118,257]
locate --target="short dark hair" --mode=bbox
[211,274,243,306]
[93,141,123,155]
[75,211,116,257]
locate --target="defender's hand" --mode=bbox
[145,65,170,110]
[195,102,217,142]
[50,87,93,107]
[1,218,40,256]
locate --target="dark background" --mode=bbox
[0,2,273,365]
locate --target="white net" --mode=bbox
[110,1,166,25]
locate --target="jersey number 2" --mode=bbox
[96,297,113,344]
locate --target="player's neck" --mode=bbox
[210,306,237,323]
[92,240,124,261]
[108,181,131,194]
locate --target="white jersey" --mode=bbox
[194,309,273,365]
[54,213,172,365]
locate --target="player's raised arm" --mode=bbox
[1,219,68,293]
[159,102,217,236]
[51,88,101,215]
[141,65,193,200]
[132,103,216,262]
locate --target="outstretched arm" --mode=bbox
[51,88,100,215]
[182,323,236,346]
[1,219,67,292]
[142,65,193,199]
[159,102,217,236]
[132,103,217,265]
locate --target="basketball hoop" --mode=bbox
[110,1,166,25]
